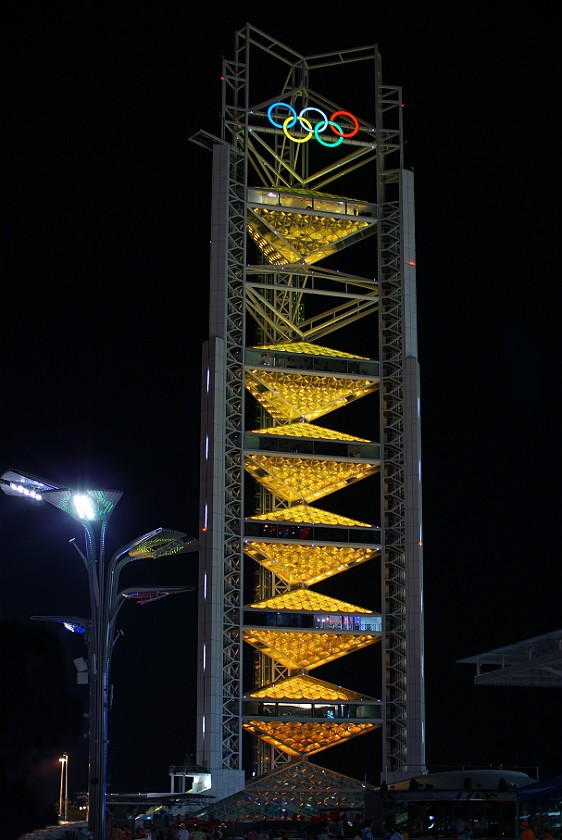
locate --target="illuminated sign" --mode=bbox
[267,102,359,147]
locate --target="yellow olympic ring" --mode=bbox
[283,115,314,143]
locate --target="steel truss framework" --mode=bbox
[192,23,425,813]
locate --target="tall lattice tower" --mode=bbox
[191,24,425,814]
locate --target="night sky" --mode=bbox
[2,1,561,813]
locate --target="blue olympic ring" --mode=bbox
[267,102,359,145]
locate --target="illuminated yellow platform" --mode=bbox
[247,188,377,266]
[248,503,373,528]
[247,589,373,613]
[253,341,371,359]
[243,541,379,586]
[249,423,369,442]
[247,674,377,702]
[246,342,378,422]
[244,453,379,504]
[245,372,378,423]
[242,719,377,756]
[243,627,379,670]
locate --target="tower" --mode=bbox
[192,24,425,813]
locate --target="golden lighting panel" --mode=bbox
[243,541,378,586]
[250,423,369,442]
[249,504,372,527]
[243,628,378,669]
[248,674,376,702]
[254,342,369,359]
[248,588,373,614]
[245,370,378,423]
[242,720,376,756]
[247,212,370,267]
[244,454,379,504]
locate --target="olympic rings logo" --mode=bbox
[267,102,359,147]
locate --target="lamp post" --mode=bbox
[1,468,200,840]
[59,752,68,822]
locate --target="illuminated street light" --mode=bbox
[59,753,68,822]
[1,468,200,840]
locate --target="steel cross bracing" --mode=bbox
[376,79,410,776]
[193,22,425,805]
[375,79,425,778]
[244,266,379,345]
[221,139,246,770]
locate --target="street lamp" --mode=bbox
[59,753,68,822]
[1,468,200,840]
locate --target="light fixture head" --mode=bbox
[1,468,123,521]
[31,615,89,634]
[128,530,200,559]
[1,468,58,500]
[120,585,195,605]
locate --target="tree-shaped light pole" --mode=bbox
[1,468,200,840]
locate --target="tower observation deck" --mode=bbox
[190,23,425,818]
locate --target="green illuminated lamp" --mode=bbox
[0,468,123,521]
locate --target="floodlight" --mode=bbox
[0,468,123,521]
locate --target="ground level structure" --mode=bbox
[98,768,560,840]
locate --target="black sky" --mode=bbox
[2,1,561,806]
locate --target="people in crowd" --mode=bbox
[191,825,209,840]
[521,820,536,840]
[361,819,374,840]
[177,824,190,840]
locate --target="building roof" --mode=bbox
[457,628,562,687]
[385,769,536,792]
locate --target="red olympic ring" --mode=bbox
[329,110,359,138]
